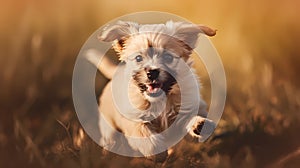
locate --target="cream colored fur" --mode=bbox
[86,20,216,160]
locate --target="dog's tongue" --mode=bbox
[147,85,159,93]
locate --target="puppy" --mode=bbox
[87,20,216,160]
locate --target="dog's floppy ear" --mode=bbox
[98,21,139,53]
[169,21,216,50]
[198,25,217,37]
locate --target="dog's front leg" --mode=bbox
[123,122,168,161]
[186,100,216,142]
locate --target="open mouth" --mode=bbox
[145,81,163,97]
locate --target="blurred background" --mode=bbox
[1,0,300,167]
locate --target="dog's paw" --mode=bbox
[188,116,216,142]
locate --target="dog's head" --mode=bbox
[98,21,216,102]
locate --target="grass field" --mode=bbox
[0,0,300,167]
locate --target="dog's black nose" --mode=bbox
[147,69,160,81]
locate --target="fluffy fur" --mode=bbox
[87,20,216,161]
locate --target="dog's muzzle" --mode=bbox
[145,69,164,97]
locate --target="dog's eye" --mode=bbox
[135,55,143,62]
[162,54,174,63]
